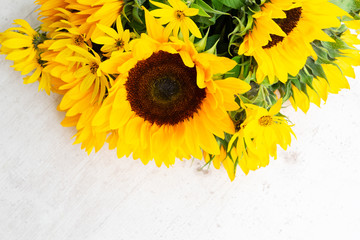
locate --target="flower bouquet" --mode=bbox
[1,0,359,180]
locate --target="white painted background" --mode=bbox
[1,1,360,239]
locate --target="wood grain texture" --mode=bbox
[1,1,360,239]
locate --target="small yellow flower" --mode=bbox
[92,16,131,57]
[66,45,112,102]
[149,0,202,39]
[244,99,295,159]
[0,19,53,94]
[0,19,45,64]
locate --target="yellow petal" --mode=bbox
[184,17,201,38]
[150,0,172,9]
[184,8,199,17]
[193,115,220,155]
[179,50,194,67]
[142,6,166,42]
[269,98,282,115]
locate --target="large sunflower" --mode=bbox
[239,0,348,84]
[92,8,251,167]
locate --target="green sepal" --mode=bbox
[298,69,314,88]
[305,58,327,80]
[204,34,220,52]
[194,27,210,52]
[224,56,242,78]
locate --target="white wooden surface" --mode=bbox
[1,1,360,239]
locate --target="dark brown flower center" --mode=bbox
[125,51,206,126]
[116,39,124,49]
[263,7,302,49]
[175,10,185,20]
[258,115,273,126]
[90,62,99,74]
[74,35,84,46]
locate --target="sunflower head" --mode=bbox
[92,7,250,166]
[125,50,207,125]
[238,0,348,84]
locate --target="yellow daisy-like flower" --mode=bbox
[0,19,54,94]
[239,0,348,84]
[243,99,295,159]
[39,20,90,80]
[65,45,112,102]
[205,99,295,180]
[0,19,44,64]
[91,8,250,167]
[150,0,202,39]
[92,16,131,57]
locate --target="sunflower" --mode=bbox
[149,0,202,39]
[239,0,348,84]
[91,8,250,167]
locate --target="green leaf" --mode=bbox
[330,0,360,12]
[191,3,210,17]
[134,0,146,7]
[217,0,245,9]
[132,6,143,24]
[195,0,230,16]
